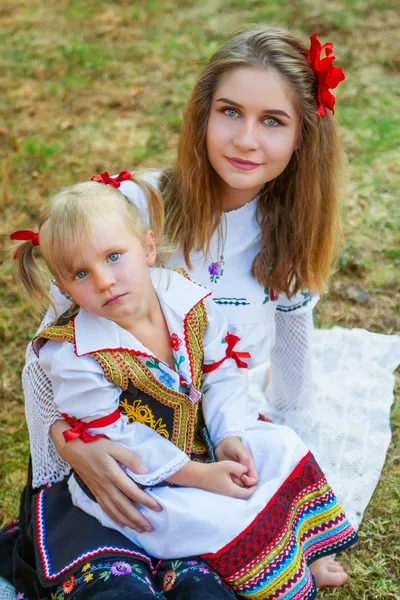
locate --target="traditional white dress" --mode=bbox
[34,268,356,599]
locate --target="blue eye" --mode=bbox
[224,108,239,118]
[263,117,279,127]
[108,252,121,263]
[75,270,87,280]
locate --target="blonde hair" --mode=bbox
[14,174,169,310]
[161,26,344,295]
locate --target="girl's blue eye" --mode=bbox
[75,271,87,280]
[224,108,239,118]
[264,117,279,127]
[108,252,121,263]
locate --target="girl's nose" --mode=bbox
[94,269,115,293]
[233,120,260,152]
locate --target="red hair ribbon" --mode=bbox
[203,333,251,373]
[10,229,40,259]
[307,33,345,116]
[61,408,120,443]
[91,170,132,188]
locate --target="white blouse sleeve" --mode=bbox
[39,341,189,487]
[268,289,316,412]
[23,290,73,489]
[201,297,249,446]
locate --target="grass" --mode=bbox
[0,1,399,597]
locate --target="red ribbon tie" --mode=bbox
[203,333,251,373]
[91,170,132,188]
[61,408,121,443]
[10,229,40,259]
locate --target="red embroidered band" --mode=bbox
[91,170,132,188]
[61,408,121,443]
[203,333,251,373]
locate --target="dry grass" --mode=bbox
[0,1,399,597]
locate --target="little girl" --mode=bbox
[10,177,356,599]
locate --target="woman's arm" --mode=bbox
[49,420,162,531]
[268,309,315,412]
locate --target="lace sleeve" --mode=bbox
[267,311,315,414]
[23,298,72,488]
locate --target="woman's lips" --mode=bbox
[103,293,126,306]
[226,157,261,170]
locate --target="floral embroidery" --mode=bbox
[83,573,93,583]
[262,287,279,303]
[61,575,75,594]
[199,566,209,574]
[170,333,183,351]
[16,594,24,600]
[159,369,175,389]
[120,397,169,439]
[163,570,177,590]
[208,255,225,283]
[145,357,177,390]
[111,561,133,576]
[82,562,91,572]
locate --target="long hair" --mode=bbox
[13,175,169,311]
[161,26,344,295]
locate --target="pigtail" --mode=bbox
[130,173,173,265]
[12,240,46,311]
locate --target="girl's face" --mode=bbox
[206,66,300,209]
[55,215,157,328]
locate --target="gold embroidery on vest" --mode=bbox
[119,398,169,439]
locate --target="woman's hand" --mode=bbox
[49,420,162,532]
[215,436,259,488]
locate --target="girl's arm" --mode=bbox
[200,297,249,446]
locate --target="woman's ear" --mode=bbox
[144,231,157,266]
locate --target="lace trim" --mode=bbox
[213,430,244,447]
[131,454,190,487]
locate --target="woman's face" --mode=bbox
[206,66,300,208]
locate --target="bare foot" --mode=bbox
[310,556,348,587]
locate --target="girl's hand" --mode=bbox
[50,420,162,532]
[166,459,256,499]
[215,436,259,488]
[199,461,257,498]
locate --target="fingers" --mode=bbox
[241,473,258,487]
[231,484,257,499]
[95,486,154,532]
[110,444,149,474]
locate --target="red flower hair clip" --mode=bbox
[307,33,345,116]
[91,170,132,188]
[10,229,40,259]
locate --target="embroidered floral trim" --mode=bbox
[208,256,225,283]
[170,333,183,351]
[262,287,279,304]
